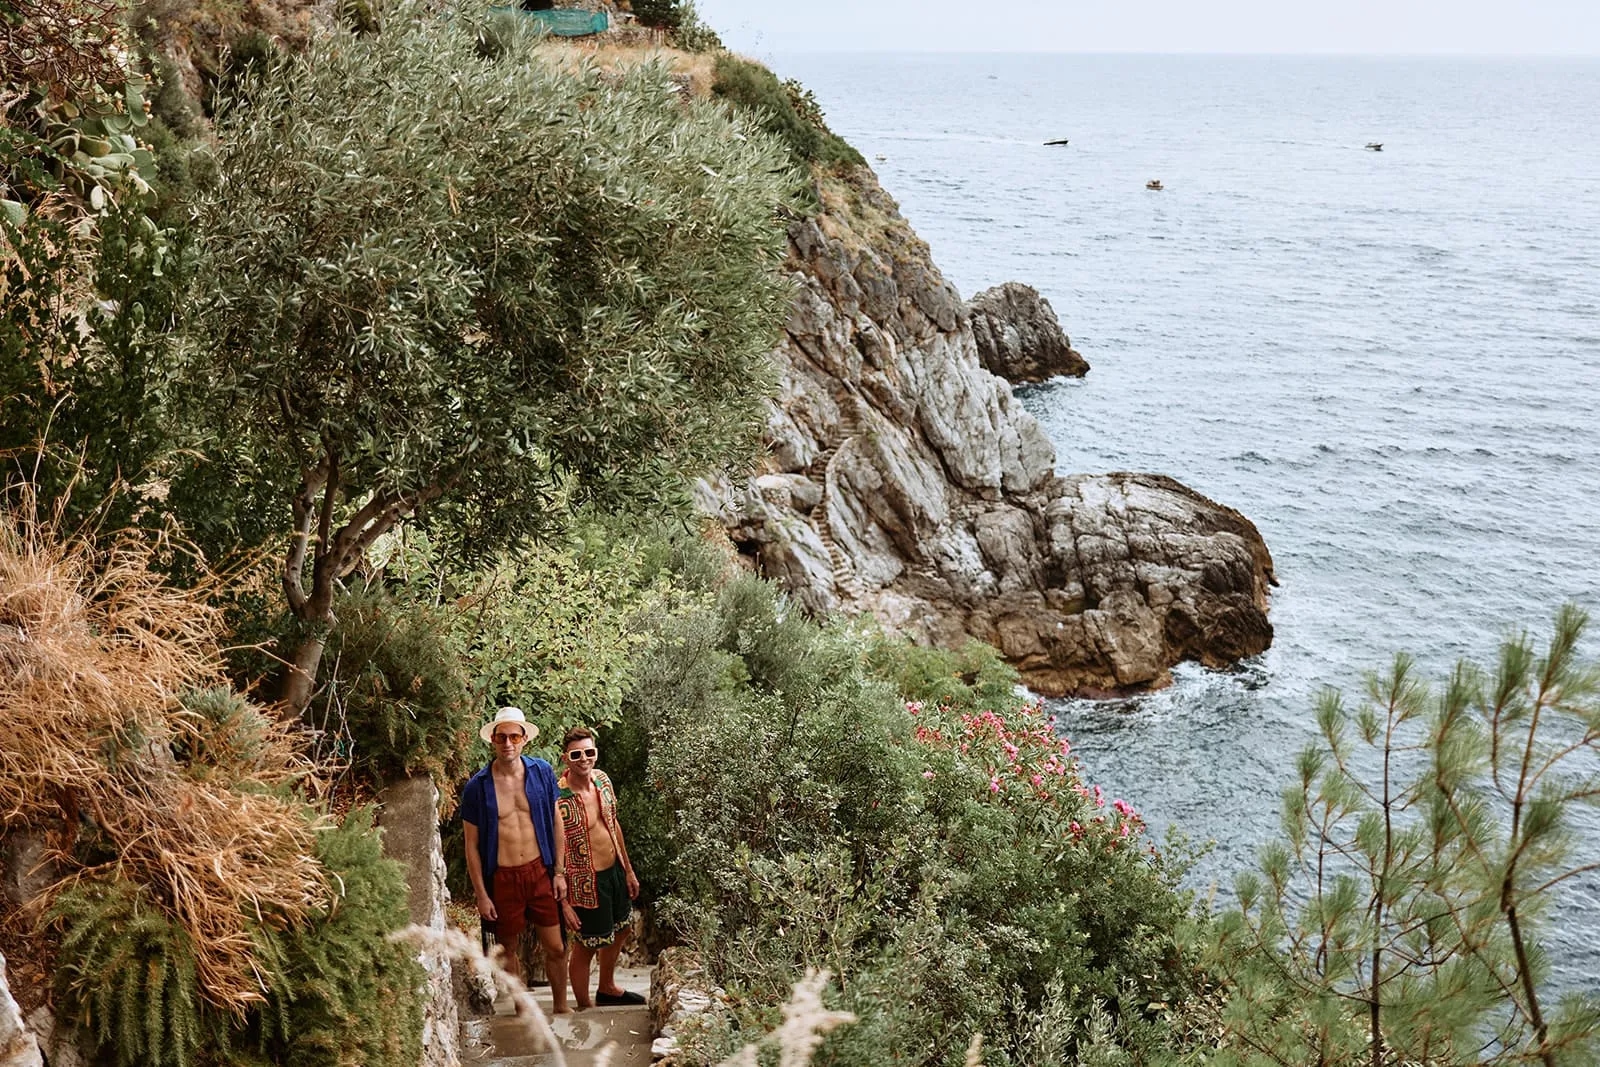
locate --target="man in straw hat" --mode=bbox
[460,706,571,1012]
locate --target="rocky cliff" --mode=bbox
[698,168,1275,696]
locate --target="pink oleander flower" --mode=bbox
[1093,784,1105,807]
[1119,823,1131,837]
[922,770,936,779]
[988,776,1002,793]
[1031,774,1044,787]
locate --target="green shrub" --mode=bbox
[173,687,278,782]
[629,0,682,30]
[474,9,522,62]
[672,0,723,53]
[51,811,425,1067]
[864,636,1024,715]
[711,54,863,170]
[250,808,425,1067]
[319,585,477,786]
[612,556,1210,1065]
[50,879,217,1067]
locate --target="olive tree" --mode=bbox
[186,2,799,710]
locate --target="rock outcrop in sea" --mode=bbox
[698,169,1275,695]
[969,281,1089,384]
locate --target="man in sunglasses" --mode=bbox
[459,706,571,1013]
[556,726,643,1009]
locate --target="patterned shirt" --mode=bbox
[556,769,623,910]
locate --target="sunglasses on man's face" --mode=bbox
[492,732,525,744]
[565,748,597,762]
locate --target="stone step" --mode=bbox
[462,967,653,1067]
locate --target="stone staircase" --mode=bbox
[460,966,653,1067]
[808,405,865,603]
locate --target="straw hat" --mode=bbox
[479,706,538,744]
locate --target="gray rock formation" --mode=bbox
[23,1008,84,1067]
[698,169,1273,695]
[0,953,42,1067]
[969,282,1089,383]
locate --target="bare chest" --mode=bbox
[492,770,530,824]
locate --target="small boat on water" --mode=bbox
[1044,138,1070,146]
[1146,179,1163,191]
[1366,142,1383,151]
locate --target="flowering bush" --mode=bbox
[909,700,1149,850]
[615,554,1214,1065]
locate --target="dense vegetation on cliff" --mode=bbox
[5,1,1600,1065]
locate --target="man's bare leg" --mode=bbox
[536,924,572,1014]
[568,939,596,1009]
[498,940,523,985]
[595,925,631,997]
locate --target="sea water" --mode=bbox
[767,52,1600,990]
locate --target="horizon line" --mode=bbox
[752,47,1600,59]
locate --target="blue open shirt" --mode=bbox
[459,755,560,887]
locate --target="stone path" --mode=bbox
[461,966,653,1067]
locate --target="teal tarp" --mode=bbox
[490,7,609,36]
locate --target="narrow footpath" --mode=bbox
[462,966,654,1067]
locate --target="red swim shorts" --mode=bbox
[491,858,560,945]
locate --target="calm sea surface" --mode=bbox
[768,52,1600,988]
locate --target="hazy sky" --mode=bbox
[692,0,1600,56]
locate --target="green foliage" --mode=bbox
[249,808,425,1067]
[456,543,648,742]
[2,76,160,218]
[672,2,724,53]
[613,553,1210,1065]
[864,635,1024,715]
[51,878,217,1067]
[1210,605,1600,1067]
[629,0,722,52]
[376,526,648,749]
[337,0,381,35]
[319,584,477,785]
[50,800,422,1067]
[0,193,196,532]
[181,2,800,689]
[0,55,198,536]
[174,686,279,781]
[628,0,682,29]
[711,54,864,170]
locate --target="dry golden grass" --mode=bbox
[0,499,329,1012]
[530,36,717,97]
